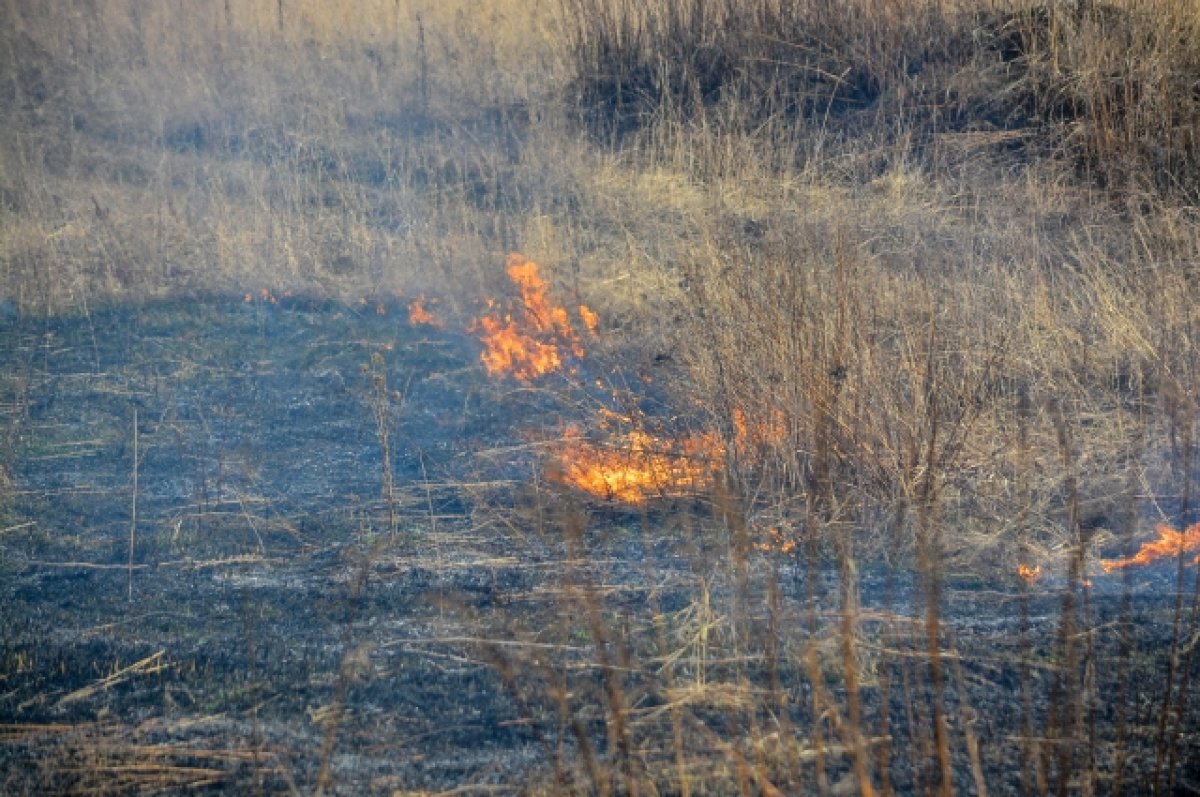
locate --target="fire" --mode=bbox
[245,288,278,304]
[1100,522,1200,572]
[731,406,788,454]
[579,304,599,337]
[1017,564,1041,585]
[408,294,443,328]
[467,252,737,503]
[548,413,724,504]
[754,526,798,554]
[547,405,799,505]
[472,253,595,381]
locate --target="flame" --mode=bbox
[754,526,798,554]
[1017,564,1041,585]
[408,294,443,328]
[549,405,799,505]
[473,253,593,380]
[246,288,278,304]
[469,252,721,503]
[1100,522,1200,572]
[579,304,599,337]
[731,406,788,454]
[548,413,724,504]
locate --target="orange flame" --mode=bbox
[549,414,724,504]
[754,526,798,554]
[408,294,443,328]
[1017,564,1041,585]
[469,253,723,502]
[579,304,599,337]
[1100,522,1200,572]
[473,254,593,380]
[731,407,788,454]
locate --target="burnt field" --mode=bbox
[5,2,1200,792]
[1,296,1197,795]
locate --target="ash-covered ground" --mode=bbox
[1,299,1196,794]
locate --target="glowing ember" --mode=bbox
[754,526,798,554]
[1017,564,1041,585]
[245,288,278,304]
[1100,522,1200,572]
[473,253,594,380]
[408,294,443,327]
[548,416,724,504]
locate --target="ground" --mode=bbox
[1,298,1197,795]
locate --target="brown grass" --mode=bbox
[3,0,1200,792]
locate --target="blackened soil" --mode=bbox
[1,299,1197,795]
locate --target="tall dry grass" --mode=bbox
[0,0,565,312]
[2,0,1199,793]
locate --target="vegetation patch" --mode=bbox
[2,1,1199,793]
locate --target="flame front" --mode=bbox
[549,420,724,504]
[472,253,594,381]
[1100,522,1200,572]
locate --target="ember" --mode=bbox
[754,525,798,554]
[1017,563,1041,585]
[1100,522,1200,572]
[472,253,595,380]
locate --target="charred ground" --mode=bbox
[0,299,1197,794]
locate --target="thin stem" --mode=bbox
[127,406,138,602]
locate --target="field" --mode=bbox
[2,1,1199,794]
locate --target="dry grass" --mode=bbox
[3,0,1200,793]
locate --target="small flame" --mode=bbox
[246,288,278,304]
[579,304,599,337]
[1017,563,1041,585]
[1100,522,1200,572]
[754,526,798,554]
[473,254,592,380]
[731,406,788,454]
[549,415,724,504]
[408,294,443,328]
[469,252,723,502]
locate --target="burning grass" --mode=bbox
[406,293,444,328]
[466,255,795,507]
[4,0,1200,792]
[1101,522,1200,572]
[548,416,724,504]
[472,254,596,381]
